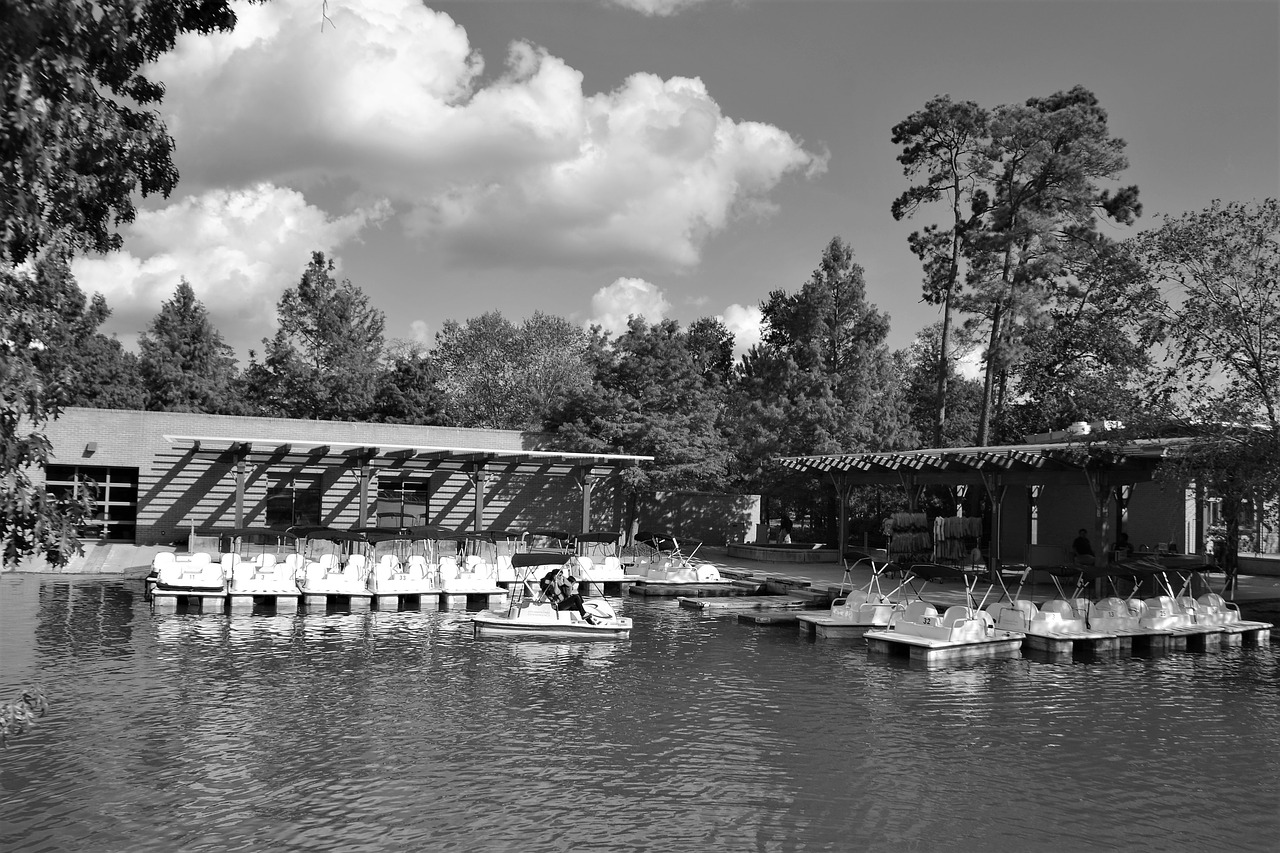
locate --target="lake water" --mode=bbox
[1,575,1278,853]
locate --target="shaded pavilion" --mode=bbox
[162,433,653,535]
[776,437,1194,577]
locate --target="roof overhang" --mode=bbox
[774,438,1194,487]
[162,434,652,477]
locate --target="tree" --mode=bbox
[999,237,1162,441]
[897,87,1143,445]
[245,252,386,421]
[901,324,983,448]
[138,280,239,413]
[892,96,991,445]
[370,341,448,426]
[686,316,736,387]
[1,255,93,568]
[1134,198,1280,591]
[433,311,593,430]
[729,238,916,534]
[2,2,248,568]
[1,1,243,264]
[546,318,733,533]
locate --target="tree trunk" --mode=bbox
[1222,495,1240,596]
[976,305,1002,447]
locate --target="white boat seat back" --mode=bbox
[902,600,938,624]
[346,554,369,577]
[282,553,305,575]
[319,553,339,571]
[254,553,277,571]
[407,555,428,578]
[942,606,975,629]
[1198,593,1240,622]
[1145,596,1176,617]
[221,552,239,571]
[576,557,595,573]
[191,551,212,565]
[1039,600,1074,619]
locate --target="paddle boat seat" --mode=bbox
[1036,599,1088,633]
[900,599,939,626]
[1196,593,1239,627]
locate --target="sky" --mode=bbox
[72,0,1280,364]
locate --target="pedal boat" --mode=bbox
[796,555,905,638]
[472,553,632,638]
[863,563,1024,662]
[632,532,729,585]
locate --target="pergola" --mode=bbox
[163,434,653,533]
[776,438,1192,573]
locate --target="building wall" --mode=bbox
[637,492,761,546]
[1034,479,1193,555]
[40,408,624,545]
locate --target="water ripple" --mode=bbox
[1,578,1277,852]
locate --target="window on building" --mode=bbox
[376,478,430,528]
[45,465,139,542]
[266,477,321,530]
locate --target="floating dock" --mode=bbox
[152,588,507,614]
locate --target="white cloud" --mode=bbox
[410,320,432,346]
[607,0,715,15]
[71,184,389,355]
[719,303,763,358]
[152,0,822,271]
[956,346,985,381]
[588,277,672,335]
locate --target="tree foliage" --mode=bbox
[1133,198,1280,588]
[1,254,93,567]
[731,237,916,503]
[548,317,731,494]
[894,87,1142,445]
[245,252,386,421]
[1,0,242,264]
[998,237,1162,440]
[892,95,991,445]
[434,311,594,430]
[139,279,239,413]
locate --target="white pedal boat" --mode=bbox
[472,553,632,638]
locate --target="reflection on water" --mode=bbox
[2,575,1278,853]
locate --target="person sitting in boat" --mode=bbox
[539,566,597,624]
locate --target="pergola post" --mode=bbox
[830,472,850,557]
[470,464,488,533]
[234,443,247,528]
[358,462,372,528]
[576,468,596,535]
[981,471,1007,582]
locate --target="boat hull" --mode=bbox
[472,610,632,639]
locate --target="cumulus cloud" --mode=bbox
[589,277,672,335]
[719,302,763,358]
[71,184,388,355]
[152,0,822,271]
